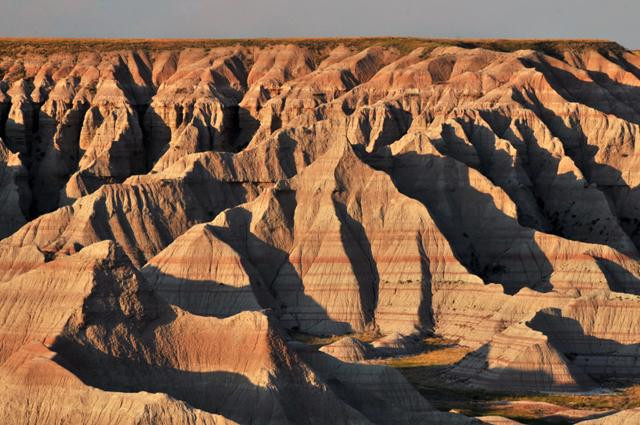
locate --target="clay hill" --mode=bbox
[2,37,640,424]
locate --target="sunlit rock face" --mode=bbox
[3,38,640,423]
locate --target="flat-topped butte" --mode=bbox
[0,37,627,59]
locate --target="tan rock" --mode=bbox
[142,222,266,317]
[0,240,383,424]
[448,321,594,392]
[319,336,372,362]
[476,417,525,425]
[0,138,30,237]
[576,409,640,424]
[0,342,238,425]
[4,40,640,416]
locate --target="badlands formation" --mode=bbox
[2,37,640,423]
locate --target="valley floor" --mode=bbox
[296,333,640,425]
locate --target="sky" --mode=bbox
[1,0,639,48]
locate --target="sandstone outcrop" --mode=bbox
[447,321,594,392]
[4,38,640,421]
[0,137,29,236]
[0,343,238,425]
[318,336,372,362]
[0,240,452,424]
[142,222,266,317]
[576,409,640,424]
[152,140,481,335]
[371,332,423,356]
[477,417,525,425]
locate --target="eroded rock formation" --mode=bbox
[3,38,640,422]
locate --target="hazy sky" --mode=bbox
[1,0,638,48]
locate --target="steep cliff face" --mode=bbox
[3,38,640,422]
[0,138,29,237]
[0,242,373,425]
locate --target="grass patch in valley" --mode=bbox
[288,332,637,424]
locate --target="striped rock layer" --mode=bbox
[3,39,640,420]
